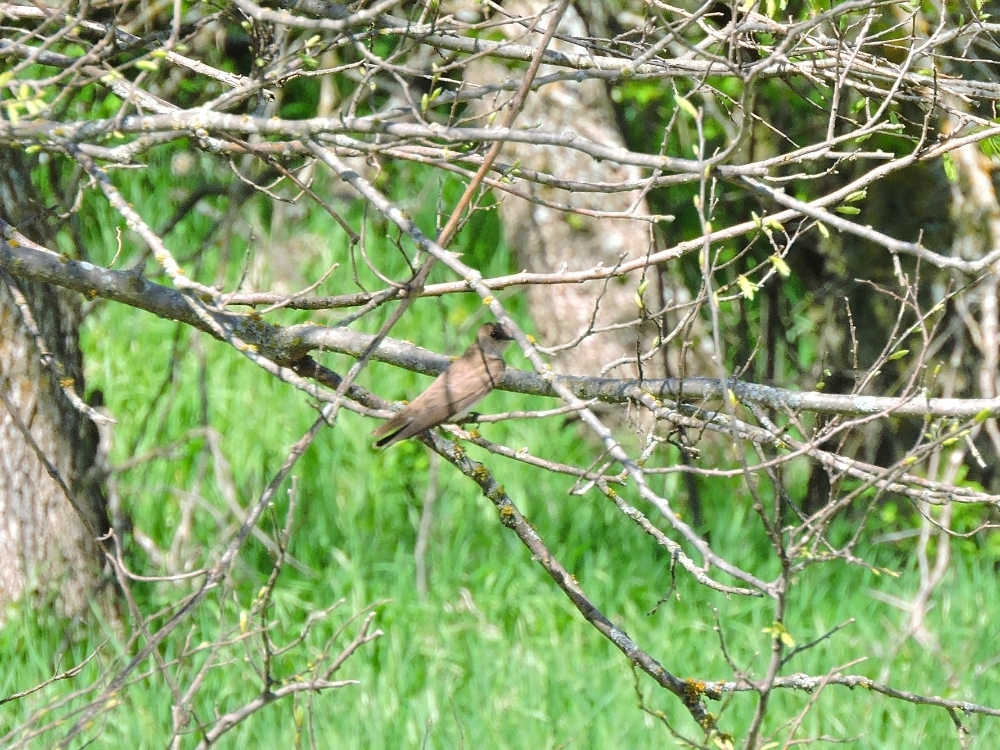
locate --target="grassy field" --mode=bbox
[2,163,999,748]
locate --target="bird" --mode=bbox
[373,322,515,448]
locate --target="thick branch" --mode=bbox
[702,671,1000,719]
[5,232,1000,422]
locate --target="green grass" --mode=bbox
[3,166,999,748]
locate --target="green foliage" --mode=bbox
[5,390,1000,749]
[3,152,999,744]
[5,14,1000,737]
[280,76,322,120]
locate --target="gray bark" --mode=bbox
[0,150,111,618]
[467,1,710,380]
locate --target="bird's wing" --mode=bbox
[373,350,505,448]
[427,349,505,420]
[371,405,417,444]
[371,412,412,444]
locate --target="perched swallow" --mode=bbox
[373,322,514,448]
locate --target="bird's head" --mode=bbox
[478,322,515,354]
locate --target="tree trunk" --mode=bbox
[467,1,710,380]
[0,151,111,619]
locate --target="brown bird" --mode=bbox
[373,322,514,448]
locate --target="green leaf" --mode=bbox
[761,621,795,648]
[737,274,756,300]
[836,205,861,215]
[980,137,1000,159]
[769,254,791,277]
[675,92,699,119]
[942,153,957,183]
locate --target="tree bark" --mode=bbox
[467,1,710,380]
[0,150,111,618]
